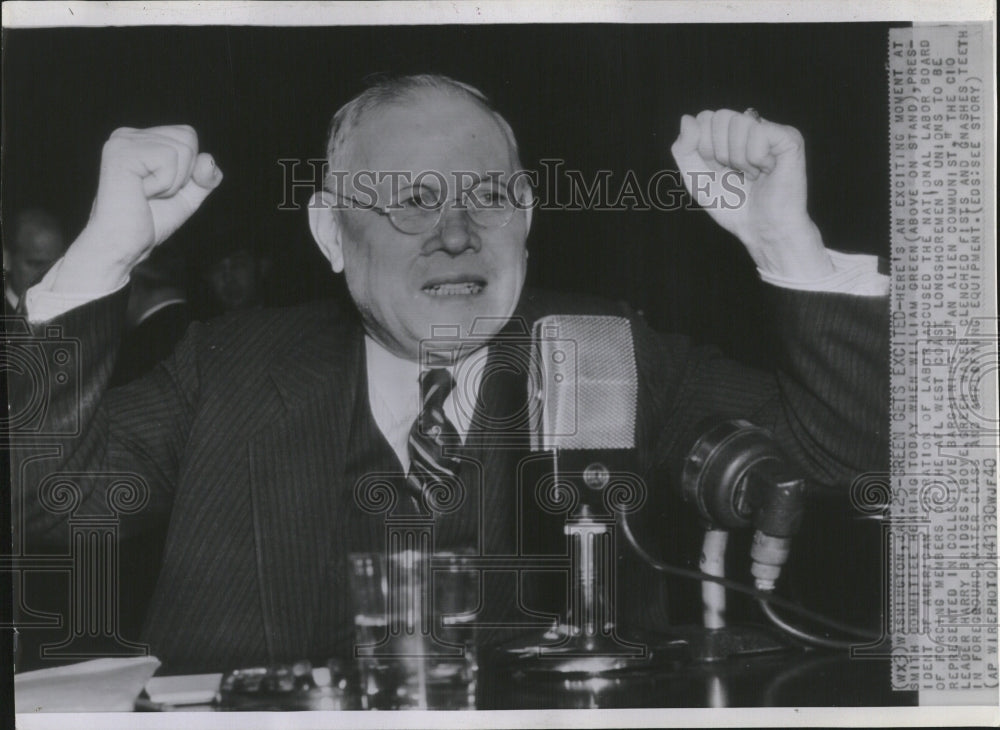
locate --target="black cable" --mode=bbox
[756,598,863,650]
[759,653,846,706]
[619,511,880,642]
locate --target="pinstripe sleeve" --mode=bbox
[11,288,201,544]
[638,286,889,492]
[622,287,888,632]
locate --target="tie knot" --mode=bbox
[419,368,455,410]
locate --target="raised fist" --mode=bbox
[59,125,223,292]
[671,109,832,280]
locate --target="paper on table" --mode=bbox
[15,656,161,713]
[145,673,223,705]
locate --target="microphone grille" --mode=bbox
[531,314,637,450]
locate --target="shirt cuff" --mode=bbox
[23,258,130,324]
[758,250,889,296]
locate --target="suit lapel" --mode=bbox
[246,317,364,659]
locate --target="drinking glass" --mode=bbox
[348,549,478,709]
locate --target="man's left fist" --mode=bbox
[671,109,833,280]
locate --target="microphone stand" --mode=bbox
[665,527,791,664]
[495,458,685,676]
[701,528,729,631]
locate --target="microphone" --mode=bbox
[523,314,646,666]
[530,316,804,588]
[675,417,807,590]
[530,314,638,507]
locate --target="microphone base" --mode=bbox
[491,622,795,677]
[665,623,795,663]
[492,622,688,677]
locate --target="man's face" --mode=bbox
[208,249,260,311]
[331,92,530,361]
[6,224,66,298]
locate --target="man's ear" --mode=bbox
[308,191,344,273]
[518,183,535,233]
[525,187,534,233]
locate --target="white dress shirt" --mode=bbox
[5,283,19,312]
[365,335,487,471]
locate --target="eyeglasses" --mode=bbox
[327,184,520,235]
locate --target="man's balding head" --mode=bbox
[324,74,523,180]
[4,208,67,299]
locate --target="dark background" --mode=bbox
[3,23,898,690]
[3,23,895,363]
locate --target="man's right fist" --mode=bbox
[90,125,223,263]
[57,125,222,293]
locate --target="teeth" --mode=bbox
[424,282,483,296]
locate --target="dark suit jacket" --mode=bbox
[12,285,887,672]
[109,301,192,387]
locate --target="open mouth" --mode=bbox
[422,277,486,296]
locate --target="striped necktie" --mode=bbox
[406,368,462,510]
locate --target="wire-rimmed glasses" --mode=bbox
[326,181,521,235]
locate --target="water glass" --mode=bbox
[348,549,478,709]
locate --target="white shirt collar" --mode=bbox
[135,297,187,326]
[364,335,487,472]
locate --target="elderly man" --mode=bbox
[3,208,67,311]
[14,75,887,672]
